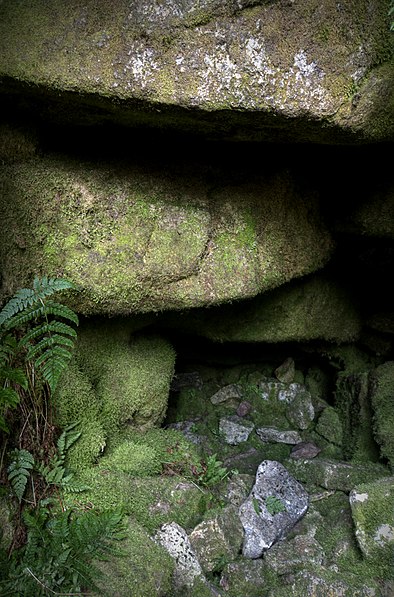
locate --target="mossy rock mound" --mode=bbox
[160,273,362,343]
[54,321,176,469]
[0,157,333,314]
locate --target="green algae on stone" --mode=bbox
[0,123,38,164]
[99,442,162,477]
[291,494,386,590]
[53,360,107,470]
[335,370,380,464]
[315,406,343,448]
[286,458,391,493]
[267,565,381,597]
[67,469,208,534]
[220,559,279,597]
[74,320,176,434]
[100,427,204,479]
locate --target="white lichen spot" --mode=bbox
[352,492,369,503]
[245,37,274,78]
[122,44,159,89]
[294,50,319,81]
[374,524,394,545]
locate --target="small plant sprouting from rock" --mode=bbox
[194,453,236,488]
[252,495,287,516]
[265,495,286,516]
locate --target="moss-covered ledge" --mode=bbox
[0,0,392,142]
[0,156,333,314]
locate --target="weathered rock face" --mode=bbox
[0,0,393,142]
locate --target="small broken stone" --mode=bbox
[274,357,295,383]
[236,400,253,417]
[256,426,302,445]
[154,522,204,588]
[219,415,255,445]
[210,384,243,405]
[290,441,321,460]
[239,460,309,558]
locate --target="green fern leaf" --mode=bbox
[0,386,21,431]
[0,289,36,326]
[8,449,35,502]
[0,276,75,328]
[42,300,79,325]
[33,345,73,392]
[57,422,82,456]
[61,480,91,493]
[32,275,76,298]
[0,415,10,432]
[27,334,75,362]
[18,321,77,349]
[0,334,18,363]
[0,365,28,388]
[0,386,21,408]
[0,278,78,330]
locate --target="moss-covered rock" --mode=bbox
[315,406,343,448]
[66,469,208,534]
[350,477,394,579]
[336,182,394,239]
[160,273,361,343]
[334,370,381,464]
[369,361,394,469]
[54,321,176,469]
[94,518,175,597]
[267,566,381,596]
[0,157,334,314]
[0,123,38,164]
[286,458,390,493]
[0,0,392,143]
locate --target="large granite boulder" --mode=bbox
[0,0,393,143]
[0,158,333,314]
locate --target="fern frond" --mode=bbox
[3,504,125,596]
[27,334,75,362]
[0,288,36,327]
[0,278,78,330]
[61,480,91,493]
[57,422,81,457]
[0,365,28,388]
[0,334,18,363]
[18,321,77,349]
[31,345,73,392]
[8,449,35,502]
[42,300,79,325]
[71,509,127,558]
[33,275,76,294]
[0,387,21,409]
